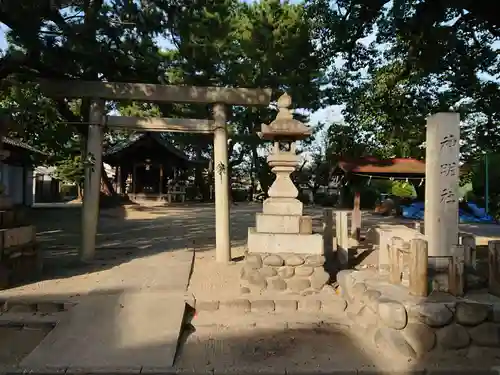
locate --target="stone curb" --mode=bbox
[3,366,500,375]
[194,297,348,314]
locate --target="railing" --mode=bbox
[489,240,500,297]
[389,238,428,297]
[388,237,466,297]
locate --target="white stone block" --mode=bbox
[262,197,302,216]
[255,213,312,234]
[1,225,35,248]
[247,227,323,255]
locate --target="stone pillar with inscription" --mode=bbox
[424,113,460,263]
[242,94,328,295]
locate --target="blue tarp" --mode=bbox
[401,201,496,224]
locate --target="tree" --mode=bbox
[306,0,500,162]
[118,0,329,196]
[1,0,186,196]
[2,0,328,202]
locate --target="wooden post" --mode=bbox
[414,221,422,234]
[115,166,122,194]
[213,103,231,263]
[351,191,361,241]
[132,163,137,198]
[409,239,428,296]
[448,245,465,296]
[323,208,333,256]
[335,210,349,267]
[459,233,476,270]
[80,99,105,262]
[488,240,500,296]
[389,237,404,284]
[159,164,163,197]
[378,228,391,275]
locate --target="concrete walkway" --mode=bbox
[7,206,196,370]
[19,246,194,370]
[20,291,188,370]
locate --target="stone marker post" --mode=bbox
[351,192,361,241]
[336,210,349,267]
[424,113,460,267]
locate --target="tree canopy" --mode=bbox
[1,0,499,205]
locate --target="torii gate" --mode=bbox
[39,80,272,263]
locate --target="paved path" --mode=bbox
[17,246,194,369]
[21,291,187,370]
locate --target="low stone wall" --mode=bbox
[338,269,500,359]
[0,207,40,290]
[240,252,330,294]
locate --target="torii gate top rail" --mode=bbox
[38,80,272,106]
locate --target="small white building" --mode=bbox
[0,137,47,206]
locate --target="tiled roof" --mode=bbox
[2,136,48,155]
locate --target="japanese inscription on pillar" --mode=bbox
[438,133,459,206]
[424,113,460,259]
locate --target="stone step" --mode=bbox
[0,300,74,314]
[0,312,61,326]
[194,296,348,316]
[192,309,351,329]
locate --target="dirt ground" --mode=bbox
[1,203,500,371]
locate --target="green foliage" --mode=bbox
[2,0,499,204]
[390,181,417,199]
[306,0,500,161]
[55,154,85,186]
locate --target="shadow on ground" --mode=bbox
[2,286,499,373]
[27,204,262,284]
[24,204,406,291]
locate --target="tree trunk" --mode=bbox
[252,145,269,194]
[77,184,83,200]
[100,162,116,196]
[194,147,205,201]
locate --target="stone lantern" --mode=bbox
[244,94,327,294]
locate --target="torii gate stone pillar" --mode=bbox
[81,99,105,262]
[213,103,231,263]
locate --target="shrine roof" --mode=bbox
[334,157,426,176]
[104,132,206,164]
[3,136,47,155]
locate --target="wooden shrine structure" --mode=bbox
[103,132,206,204]
[39,80,272,263]
[332,157,427,179]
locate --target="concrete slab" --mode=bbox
[20,291,187,369]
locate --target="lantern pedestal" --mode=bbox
[243,94,327,294]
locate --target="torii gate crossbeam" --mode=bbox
[39,80,272,263]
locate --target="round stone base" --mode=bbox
[338,269,500,359]
[240,252,330,294]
